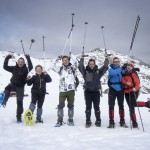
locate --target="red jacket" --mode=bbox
[122,71,140,93]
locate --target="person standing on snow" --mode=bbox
[122,61,150,128]
[52,54,78,126]
[78,53,109,127]
[2,54,33,123]
[26,65,52,123]
[107,57,127,128]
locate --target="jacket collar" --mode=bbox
[86,65,98,72]
[110,64,120,69]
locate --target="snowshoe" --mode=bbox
[85,121,92,128]
[95,120,101,127]
[24,109,34,126]
[0,93,5,107]
[55,117,64,127]
[67,119,74,126]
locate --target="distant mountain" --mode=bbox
[0,49,150,94]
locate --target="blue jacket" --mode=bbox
[108,64,124,91]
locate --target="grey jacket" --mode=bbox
[78,58,109,91]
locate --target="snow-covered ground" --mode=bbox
[0,50,150,150]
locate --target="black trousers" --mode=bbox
[84,90,100,121]
[31,92,45,109]
[108,87,124,111]
[4,83,24,118]
[125,91,139,114]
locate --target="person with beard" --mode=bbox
[2,54,33,123]
[78,53,109,127]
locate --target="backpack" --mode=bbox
[59,66,79,88]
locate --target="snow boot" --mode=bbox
[68,118,74,126]
[95,120,101,127]
[55,117,64,127]
[131,113,138,128]
[146,99,150,108]
[132,122,138,128]
[36,108,43,123]
[108,120,115,128]
[85,110,91,122]
[85,120,92,128]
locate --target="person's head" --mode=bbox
[35,65,43,75]
[88,59,96,70]
[126,61,134,72]
[113,57,120,66]
[17,57,25,67]
[62,55,70,66]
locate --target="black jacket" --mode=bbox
[27,73,52,94]
[3,56,33,87]
[78,58,109,91]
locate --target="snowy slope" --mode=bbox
[0,50,150,150]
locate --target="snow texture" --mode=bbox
[0,50,150,150]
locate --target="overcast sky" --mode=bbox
[0,0,150,64]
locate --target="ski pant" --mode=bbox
[57,90,75,120]
[4,83,24,119]
[84,90,101,121]
[108,87,124,122]
[29,92,45,120]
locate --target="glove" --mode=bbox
[134,68,140,72]
[122,63,127,70]
[25,54,30,58]
[6,55,12,59]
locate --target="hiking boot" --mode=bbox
[36,118,43,123]
[95,120,101,127]
[68,118,74,126]
[108,120,115,128]
[132,122,138,128]
[85,120,92,128]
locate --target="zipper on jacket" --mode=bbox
[39,75,41,89]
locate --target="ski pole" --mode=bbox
[29,39,35,49]
[20,40,26,55]
[61,13,75,56]
[101,26,111,57]
[83,22,88,53]
[43,36,46,69]
[128,90,132,130]
[81,22,89,57]
[133,92,145,132]
[128,15,140,57]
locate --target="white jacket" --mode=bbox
[52,54,78,92]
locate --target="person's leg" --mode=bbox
[2,83,14,107]
[16,87,24,122]
[92,91,101,126]
[29,93,38,113]
[84,91,93,124]
[130,92,138,127]
[66,90,75,124]
[117,90,125,125]
[125,92,138,127]
[108,88,116,126]
[36,94,45,122]
[57,92,66,124]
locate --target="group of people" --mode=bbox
[1,52,150,128]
